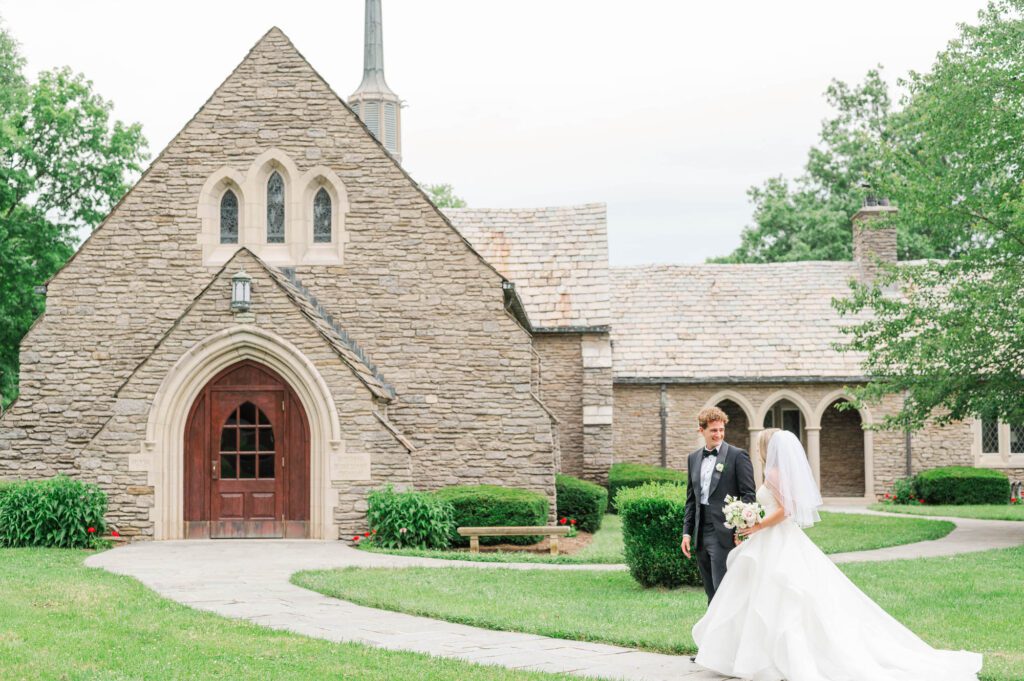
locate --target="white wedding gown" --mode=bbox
[692,485,982,681]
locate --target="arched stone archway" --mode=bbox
[717,399,750,452]
[819,399,865,496]
[141,326,343,540]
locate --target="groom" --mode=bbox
[681,406,756,604]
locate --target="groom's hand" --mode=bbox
[681,535,691,558]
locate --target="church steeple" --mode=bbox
[349,0,402,163]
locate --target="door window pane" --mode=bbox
[239,402,256,426]
[259,454,275,479]
[239,455,256,479]
[220,428,236,452]
[220,454,237,479]
[258,428,275,452]
[239,428,256,451]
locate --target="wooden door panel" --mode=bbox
[183,360,309,539]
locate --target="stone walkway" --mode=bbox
[85,509,1024,681]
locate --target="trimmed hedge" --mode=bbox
[0,476,108,548]
[608,462,687,512]
[915,466,1010,505]
[436,485,549,546]
[555,474,608,533]
[617,482,701,588]
[366,486,455,549]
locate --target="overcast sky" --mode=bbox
[0,1,988,264]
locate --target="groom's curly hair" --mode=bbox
[698,406,730,429]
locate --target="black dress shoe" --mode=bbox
[690,655,697,662]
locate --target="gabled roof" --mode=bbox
[610,262,869,382]
[261,262,396,400]
[446,204,611,330]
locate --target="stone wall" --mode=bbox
[610,381,975,498]
[0,29,557,535]
[534,333,584,477]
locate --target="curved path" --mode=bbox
[85,509,1024,681]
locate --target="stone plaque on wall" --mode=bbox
[331,450,371,481]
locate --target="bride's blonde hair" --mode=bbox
[756,428,782,467]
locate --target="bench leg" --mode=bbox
[550,535,559,556]
[470,536,479,553]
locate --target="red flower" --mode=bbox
[559,517,567,525]
[87,527,96,534]
[918,499,925,504]
[111,530,120,538]
[570,519,577,525]
[363,532,371,537]
[372,529,377,534]
[352,536,360,542]
[884,493,891,499]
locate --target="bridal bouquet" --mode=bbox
[722,495,765,540]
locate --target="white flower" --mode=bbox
[715,463,725,472]
[399,527,408,534]
[742,509,755,523]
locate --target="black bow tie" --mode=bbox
[702,448,718,458]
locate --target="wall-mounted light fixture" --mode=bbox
[231,270,252,312]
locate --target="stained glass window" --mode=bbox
[313,188,331,243]
[1010,423,1024,454]
[220,190,238,244]
[267,171,285,243]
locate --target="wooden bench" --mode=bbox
[457,526,572,555]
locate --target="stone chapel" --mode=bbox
[1,6,1020,541]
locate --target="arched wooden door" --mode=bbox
[184,360,310,538]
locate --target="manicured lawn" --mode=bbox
[296,545,1024,681]
[0,549,576,680]
[868,503,1024,521]
[360,511,952,564]
[804,511,953,552]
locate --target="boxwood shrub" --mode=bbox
[0,476,108,548]
[617,482,701,588]
[915,466,1010,505]
[435,485,548,546]
[608,462,687,512]
[366,485,455,549]
[555,474,608,533]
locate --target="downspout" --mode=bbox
[903,390,913,477]
[660,383,668,468]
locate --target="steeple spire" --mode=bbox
[349,0,402,163]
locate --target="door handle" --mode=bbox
[211,460,218,480]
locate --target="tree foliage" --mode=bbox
[0,22,147,407]
[836,1,1024,430]
[424,183,466,209]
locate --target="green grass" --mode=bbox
[804,511,954,552]
[296,545,1024,681]
[0,548,579,680]
[868,503,1024,521]
[360,511,952,564]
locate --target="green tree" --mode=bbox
[424,183,466,209]
[836,0,1024,430]
[0,22,148,407]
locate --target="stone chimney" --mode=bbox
[852,197,898,279]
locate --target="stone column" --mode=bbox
[805,427,822,489]
[581,333,614,483]
[748,427,764,485]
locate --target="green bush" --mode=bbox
[608,462,687,512]
[366,486,455,549]
[555,474,608,533]
[885,477,919,504]
[436,485,548,546]
[0,476,108,548]
[915,466,1010,505]
[616,482,701,588]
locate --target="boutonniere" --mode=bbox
[716,463,725,473]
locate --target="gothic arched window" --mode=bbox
[220,190,239,244]
[313,188,332,243]
[266,171,285,243]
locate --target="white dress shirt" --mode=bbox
[699,444,722,505]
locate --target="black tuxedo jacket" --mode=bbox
[682,442,757,550]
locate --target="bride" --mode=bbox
[691,428,982,681]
